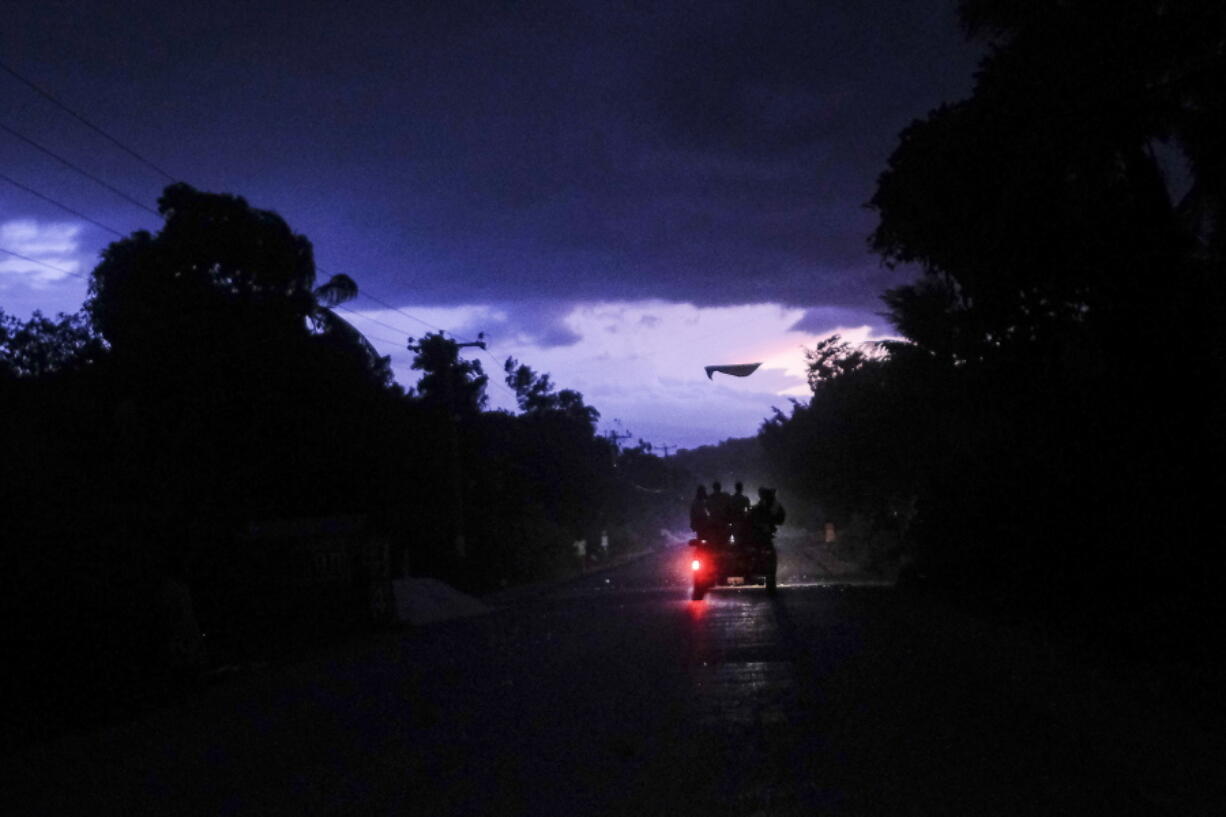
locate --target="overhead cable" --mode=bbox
[0,85,475,350]
[334,303,419,338]
[353,289,450,335]
[0,59,178,182]
[0,120,159,216]
[0,172,125,236]
[0,245,87,279]
[0,94,494,371]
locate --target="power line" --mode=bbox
[345,328,399,350]
[0,240,491,398]
[0,82,480,349]
[2,59,542,399]
[2,175,423,359]
[0,162,420,341]
[478,347,537,403]
[348,328,410,350]
[0,245,87,280]
[0,172,125,236]
[319,271,478,344]
[0,59,177,182]
[479,358,519,401]
[0,61,599,388]
[480,346,507,374]
[1,172,417,358]
[3,169,575,411]
[0,167,485,361]
[353,289,448,335]
[335,302,485,356]
[0,239,517,398]
[0,95,506,378]
[334,303,418,338]
[0,130,519,407]
[0,120,159,216]
[351,334,418,381]
[337,311,518,400]
[348,286,487,347]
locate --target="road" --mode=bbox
[9,545,1222,815]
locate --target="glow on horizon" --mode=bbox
[346,300,895,448]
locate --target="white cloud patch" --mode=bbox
[0,219,84,289]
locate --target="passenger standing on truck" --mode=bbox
[747,487,786,550]
[730,481,751,544]
[706,481,733,546]
[690,485,710,541]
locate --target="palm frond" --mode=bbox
[313,273,359,307]
[312,306,383,359]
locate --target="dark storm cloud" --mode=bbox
[3,0,980,313]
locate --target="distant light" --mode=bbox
[691,559,701,571]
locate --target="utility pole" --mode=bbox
[439,335,486,561]
[607,428,633,467]
[657,443,675,458]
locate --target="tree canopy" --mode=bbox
[872,0,1224,363]
[408,332,489,417]
[0,308,104,379]
[504,356,600,432]
[758,0,1226,650]
[88,182,390,387]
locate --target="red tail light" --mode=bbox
[691,559,701,571]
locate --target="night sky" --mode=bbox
[2,1,981,447]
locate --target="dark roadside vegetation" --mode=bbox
[4,0,1225,752]
[0,183,696,746]
[759,0,1225,723]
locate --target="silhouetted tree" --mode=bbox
[504,356,600,431]
[873,1,1224,359]
[803,334,878,392]
[761,338,933,550]
[72,182,417,548]
[852,0,1226,647]
[499,357,609,542]
[0,308,105,378]
[88,182,390,386]
[409,332,488,417]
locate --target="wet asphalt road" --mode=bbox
[9,545,1221,815]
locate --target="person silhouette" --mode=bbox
[690,485,710,541]
[706,481,733,546]
[747,487,786,549]
[730,481,751,544]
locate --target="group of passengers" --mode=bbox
[689,481,785,550]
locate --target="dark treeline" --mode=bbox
[1,183,687,741]
[763,1,1225,659]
